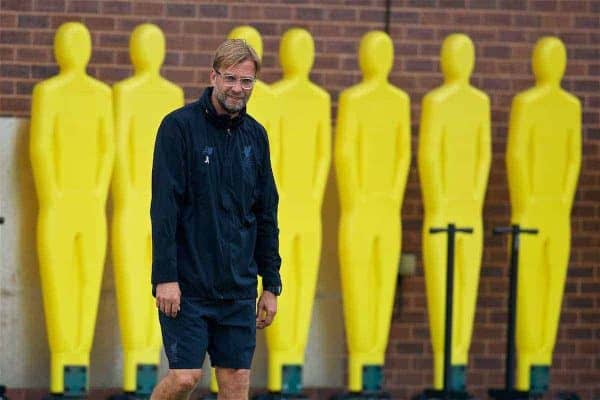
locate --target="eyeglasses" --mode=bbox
[215,70,256,90]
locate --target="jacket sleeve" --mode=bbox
[151,115,187,285]
[253,129,282,289]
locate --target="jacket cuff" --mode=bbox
[260,271,281,288]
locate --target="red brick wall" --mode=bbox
[1,0,598,398]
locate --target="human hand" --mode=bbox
[156,282,181,318]
[256,290,277,329]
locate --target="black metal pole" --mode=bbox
[505,225,520,390]
[489,225,538,400]
[443,224,456,396]
[384,0,391,34]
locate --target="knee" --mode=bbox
[218,370,250,399]
[170,370,202,393]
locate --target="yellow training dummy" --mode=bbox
[112,24,184,395]
[336,31,410,394]
[266,28,331,393]
[30,22,114,394]
[507,37,581,393]
[228,25,281,177]
[418,33,491,391]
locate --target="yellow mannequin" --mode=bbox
[336,31,410,393]
[112,24,184,394]
[206,25,281,395]
[30,22,114,394]
[418,34,491,390]
[266,28,331,392]
[507,37,581,392]
[228,26,281,177]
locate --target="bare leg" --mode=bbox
[150,369,202,400]
[216,368,251,400]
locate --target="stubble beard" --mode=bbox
[216,89,248,115]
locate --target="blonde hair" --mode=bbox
[212,39,261,74]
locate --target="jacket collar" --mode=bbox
[199,87,245,130]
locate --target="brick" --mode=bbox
[16,48,50,62]
[31,65,58,78]
[359,9,385,22]
[0,13,17,28]
[0,80,14,95]
[163,68,195,83]
[574,80,600,92]
[35,0,66,12]
[0,30,31,45]
[16,80,35,95]
[1,0,32,11]
[17,15,49,29]
[264,6,292,19]
[67,0,99,13]
[252,22,279,36]
[166,3,196,18]
[469,0,498,9]
[83,17,115,31]
[422,11,449,25]
[0,97,30,114]
[453,12,481,25]
[483,13,511,25]
[231,5,261,20]
[499,30,526,42]
[392,11,419,24]
[499,0,526,9]
[151,19,181,35]
[575,16,600,29]
[32,31,53,46]
[182,52,212,67]
[408,0,436,6]
[183,21,215,35]
[440,0,466,7]
[132,2,163,16]
[513,14,541,27]
[96,66,130,82]
[482,45,511,58]
[296,7,324,20]
[328,8,356,21]
[90,50,114,65]
[395,342,424,354]
[101,1,131,15]
[198,4,228,18]
[99,33,129,47]
[407,27,434,41]
[50,15,83,29]
[532,0,558,10]
[405,59,435,72]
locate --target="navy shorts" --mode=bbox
[159,297,256,369]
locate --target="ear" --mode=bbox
[209,69,217,86]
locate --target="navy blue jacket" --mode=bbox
[151,87,281,300]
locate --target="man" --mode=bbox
[150,39,282,400]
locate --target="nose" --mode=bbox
[230,80,243,92]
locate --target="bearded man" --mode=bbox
[150,39,282,400]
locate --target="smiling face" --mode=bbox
[210,59,256,116]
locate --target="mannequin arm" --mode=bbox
[506,98,531,216]
[563,104,581,205]
[334,95,361,205]
[392,103,411,202]
[474,105,491,202]
[418,97,444,208]
[30,86,59,201]
[313,104,331,202]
